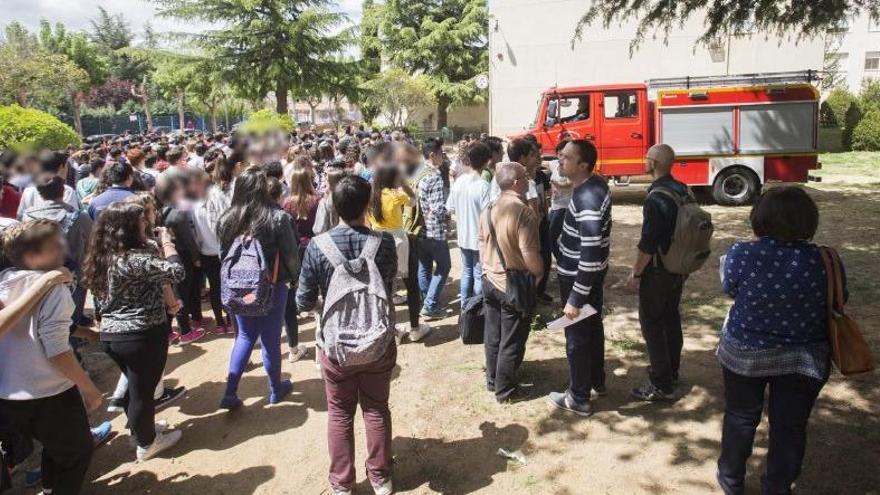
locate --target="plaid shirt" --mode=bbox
[418,169,448,240]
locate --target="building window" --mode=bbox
[865,52,880,71]
[604,92,639,119]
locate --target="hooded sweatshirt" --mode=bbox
[22,201,93,266]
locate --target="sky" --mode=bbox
[1,0,363,40]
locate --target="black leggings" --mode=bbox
[284,246,306,348]
[200,254,226,323]
[173,259,200,335]
[403,236,421,328]
[102,326,169,447]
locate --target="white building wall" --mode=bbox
[488,0,825,137]
[828,14,880,94]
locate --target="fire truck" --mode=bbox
[520,71,821,205]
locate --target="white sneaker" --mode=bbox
[373,479,393,495]
[136,429,182,461]
[288,344,308,363]
[394,323,409,344]
[128,420,171,449]
[409,323,432,342]
[332,488,352,495]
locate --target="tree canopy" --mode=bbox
[152,0,353,114]
[360,67,435,127]
[576,0,880,50]
[365,0,488,126]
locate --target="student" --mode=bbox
[281,167,321,362]
[547,139,573,262]
[156,175,206,345]
[415,138,450,320]
[217,167,299,410]
[0,268,73,339]
[717,187,840,495]
[87,161,135,219]
[128,149,156,191]
[83,202,185,461]
[205,150,243,232]
[313,168,344,235]
[547,140,612,417]
[626,144,689,401]
[76,157,104,201]
[445,141,492,305]
[192,177,232,336]
[479,162,544,403]
[0,220,102,494]
[296,175,397,495]
[369,165,429,342]
[17,152,82,220]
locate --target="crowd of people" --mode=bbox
[0,122,848,495]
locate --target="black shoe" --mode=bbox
[630,383,675,402]
[107,397,127,413]
[155,386,186,411]
[547,391,592,417]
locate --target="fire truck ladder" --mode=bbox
[646,70,820,90]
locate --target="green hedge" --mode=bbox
[0,105,81,152]
[851,110,880,151]
[241,109,294,135]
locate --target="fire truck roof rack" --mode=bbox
[647,70,820,90]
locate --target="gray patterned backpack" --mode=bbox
[313,232,394,367]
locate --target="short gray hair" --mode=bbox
[495,161,526,191]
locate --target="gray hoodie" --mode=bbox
[22,201,93,267]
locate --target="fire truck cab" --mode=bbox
[522,71,821,205]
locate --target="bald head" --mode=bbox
[646,144,675,174]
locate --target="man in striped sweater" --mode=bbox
[547,140,612,417]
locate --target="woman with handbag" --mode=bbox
[716,186,848,495]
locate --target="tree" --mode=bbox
[852,109,880,151]
[361,67,435,127]
[0,105,80,152]
[188,63,226,131]
[86,79,136,109]
[358,0,382,124]
[153,58,196,130]
[38,21,109,135]
[153,0,352,115]
[842,102,863,150]
[89,7,150,82]
[575,1,880,50]
[0,24,89,115]
[825,87,858,129]
[368,0,488,127]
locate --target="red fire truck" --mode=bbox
[520,71,821,205]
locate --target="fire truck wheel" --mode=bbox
[712,167,760,206]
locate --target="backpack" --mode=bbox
[220,236,279,316]
[650,187,713,275]
[459,294,485,345]
[313,232,394,367]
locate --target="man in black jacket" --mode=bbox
[625,144,689,401]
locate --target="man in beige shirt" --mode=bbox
[479,161,544,403]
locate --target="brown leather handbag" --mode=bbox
[819,247,874,376]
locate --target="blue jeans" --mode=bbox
[459,248,482,305]
[418,238,451,312]
[225,284,289,399]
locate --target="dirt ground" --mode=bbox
[21,154,880,494]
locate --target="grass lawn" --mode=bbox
[817,151,880,179]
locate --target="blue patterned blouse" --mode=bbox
[718,237,846,379]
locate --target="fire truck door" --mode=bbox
[541,93,596,154]
[597,90,647,175]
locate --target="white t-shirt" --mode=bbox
[548,159,573,211]
[445,173,490,251]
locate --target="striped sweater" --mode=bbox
[557,174,612,308]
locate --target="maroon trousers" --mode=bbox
[320,344,397,490]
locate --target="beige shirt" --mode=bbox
[479,191,541,292]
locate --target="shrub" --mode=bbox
[241,109,294,135]
[824,87,857,128]
[859,79,880,113]
[842,102,863,150]
[851,110,880,151]
[0,105,81,153]
[819,100,838,127]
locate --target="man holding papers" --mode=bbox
[547,140,612,417]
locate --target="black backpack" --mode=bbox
[458,294,485,345]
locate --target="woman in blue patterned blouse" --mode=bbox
[717,186,847,495]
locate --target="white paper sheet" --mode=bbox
[546,305,598,331]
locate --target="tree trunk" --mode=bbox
[437,95,450,129]
[309,103,317,124]
[177,89,185,130]
[276,79,289,114]
[210,103,218,132]
[132,79,154,131]
[72,92,84,137]
[17,90,28,107]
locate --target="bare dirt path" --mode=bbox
[53,168,880,494]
